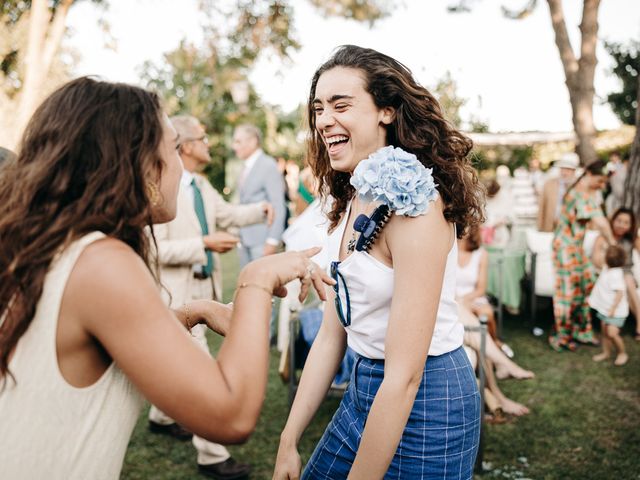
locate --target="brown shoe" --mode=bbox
[198,457,252,480]
[148,421,192,441]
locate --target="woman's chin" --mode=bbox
[329,156,357,174]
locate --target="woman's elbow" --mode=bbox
[198,411,259,444]
[384,370,422,397]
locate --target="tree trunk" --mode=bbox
[12,0,74,149]
[624,74,640,220]
[547,0,600,165]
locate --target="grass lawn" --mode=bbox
[122,251,640,480]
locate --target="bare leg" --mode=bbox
[593,319,611,362]
[471,302,500,344]
[484,359,529,416]
[608,325,628,366]
[459,304,534,380]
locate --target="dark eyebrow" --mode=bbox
[312,94,354,105]
[174,133,181,143]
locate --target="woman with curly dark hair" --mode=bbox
[0,77,331,479]
[274,45,484,479]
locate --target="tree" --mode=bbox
[624,75,640,220]
[449,0,602,165]
[141,41,270,191]
[144,0,395,190]
[0,0,395,151]
[1,0,106,149]
[605,40,639,126]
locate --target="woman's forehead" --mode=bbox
[315,67,366,99]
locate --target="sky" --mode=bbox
[65,0,640,133]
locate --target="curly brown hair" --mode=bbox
[0,77,165,380]
[306,45,485,235]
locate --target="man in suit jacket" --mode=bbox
[150,115,272,480]
[537,153,579,232]
[232,124,286,267]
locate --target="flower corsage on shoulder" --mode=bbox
[347,146,438,252]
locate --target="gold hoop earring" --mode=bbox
[146,181,161,207]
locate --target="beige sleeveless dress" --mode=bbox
[0,232,143,479]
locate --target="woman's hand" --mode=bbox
[273,441,302,480]
[179,300,233,336]
[239,247,335,303]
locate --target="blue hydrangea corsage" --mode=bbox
[350,146,438,216]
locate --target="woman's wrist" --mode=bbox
[279,429,300,448]
[237,263,277,290]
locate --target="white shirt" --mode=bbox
[328,202,463,359]
[588,267,629,318]
[456,248,483,298]
[181,170,196,204]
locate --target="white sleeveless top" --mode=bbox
[456,248,483,297]
[0,232,143,480]
[328,205,463,359]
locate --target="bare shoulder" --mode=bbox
[69,237,154,300]
[385,196,448,240]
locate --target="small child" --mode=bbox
[588,245,629,366]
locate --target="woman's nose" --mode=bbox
[315,110,335,130]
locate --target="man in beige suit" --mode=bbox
[149,115,272,480]
[537,153,579,232]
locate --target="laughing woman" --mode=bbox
[273,45,485,480]
[0,78,332,479]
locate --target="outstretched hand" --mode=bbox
[240,247,334,303]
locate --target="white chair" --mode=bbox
[525,229,555,320]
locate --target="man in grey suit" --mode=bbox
[232,124,287,267]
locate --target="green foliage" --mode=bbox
[605,40,639,126]
[432,71,465,128]
[141,42,269,192]
[308,0,397,26]
[509,145,533,172]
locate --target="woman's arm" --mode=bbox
[172,300,232,336]
[274,294,347,476]
[461,249,489,303]
[591,236,607,270]
[591,216,616,245]
[348,200,452,479]
[65,239,329,444]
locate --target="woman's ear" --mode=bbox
[380,106,396,125]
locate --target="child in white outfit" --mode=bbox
[589,245,629,366]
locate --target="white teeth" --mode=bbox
[326,135,349,145]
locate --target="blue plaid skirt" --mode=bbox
[302,346,480,479]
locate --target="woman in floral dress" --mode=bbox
[550,160,615,351]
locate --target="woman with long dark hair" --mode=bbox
[592,207,640,340]
[550,160,615,352]
[0,77,331,479]
[274,45,484,479]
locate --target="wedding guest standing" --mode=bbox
[0,77,332,480]
[274,45,484,479]
[550,160,615,351]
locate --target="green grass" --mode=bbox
[121,252,640,479]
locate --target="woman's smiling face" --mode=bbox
[312,67,394,174]
[612,212,632,238]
